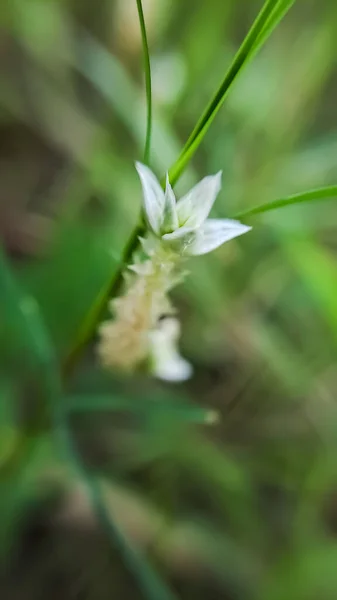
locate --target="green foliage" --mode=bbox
[136,0,153,164]
[235,185,337,220]
[168,0,296,184]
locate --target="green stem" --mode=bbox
[136,0,153,164]
[63,0,154,375]
[184,0,281,151]
[62,222,144,377]
[234,185,337,220]
[168,1,297,186]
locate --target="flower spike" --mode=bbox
[97,163,252,380]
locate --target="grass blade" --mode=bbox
[136,0,153,164]
[253,0,296,51]
[65,393,218,425]
[168,0,296,185]
[234,185,337,220]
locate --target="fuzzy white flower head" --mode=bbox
[136,162,251,256]
[149,317,193,382]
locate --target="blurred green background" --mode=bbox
[1,0,337,599]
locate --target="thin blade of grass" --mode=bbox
[62,222,144,377]
[234,185,337,220]
[253,0,296,52]
[136,0,153,164]
[168,0,296,184]
[65,393,217,425]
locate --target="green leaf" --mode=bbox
[65,392,217,425]
[254,0,296,52]
[168,0,296,185]
[136,0,153,164]
[234,185,337,220]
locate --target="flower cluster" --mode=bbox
[97,163,251,381]
[135,163,251,256]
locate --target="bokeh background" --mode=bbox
[1,0,337,599]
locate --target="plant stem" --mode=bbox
[136,0,153,164]
[62,222,144,377]
[179,0,282,156]
[234,185,337,220]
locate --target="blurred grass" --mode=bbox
[1,0,337,599]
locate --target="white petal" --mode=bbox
[149,318,193,382]
[161,174,179,233]
[135,162,165,235]
[162,226,197,253]
[176,171,222,228]
[162,226,196,242]
[128,261,154,275]
[185,218,251,256]
[138,236,156,256]
[153,356,193,382]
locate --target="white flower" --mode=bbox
[149,317,193,382]
[136,162,251,256]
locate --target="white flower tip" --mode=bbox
[207,170,222,193]
[236,222,252,236]
[164,171,175,201]
[135,162,165,235]
[135,160,145,172]
[176,169,223,229]
[135,161,157,185]
[185,218,251,256]
[208,170,223,200]
[154,356,193,382]
[135,161,146,181]
[214,169,222,184]
[148,318,193,383]
[128,261,153,276]
[162,174,179,233]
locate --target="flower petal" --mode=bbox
[161,173,179,233]
[176,171,222,228]
[152,355,193,382]
[162,226,197,253]
[162,226,196,242]
[135,162,165,235]
[185,218,251,256]
[149,318,193,382]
